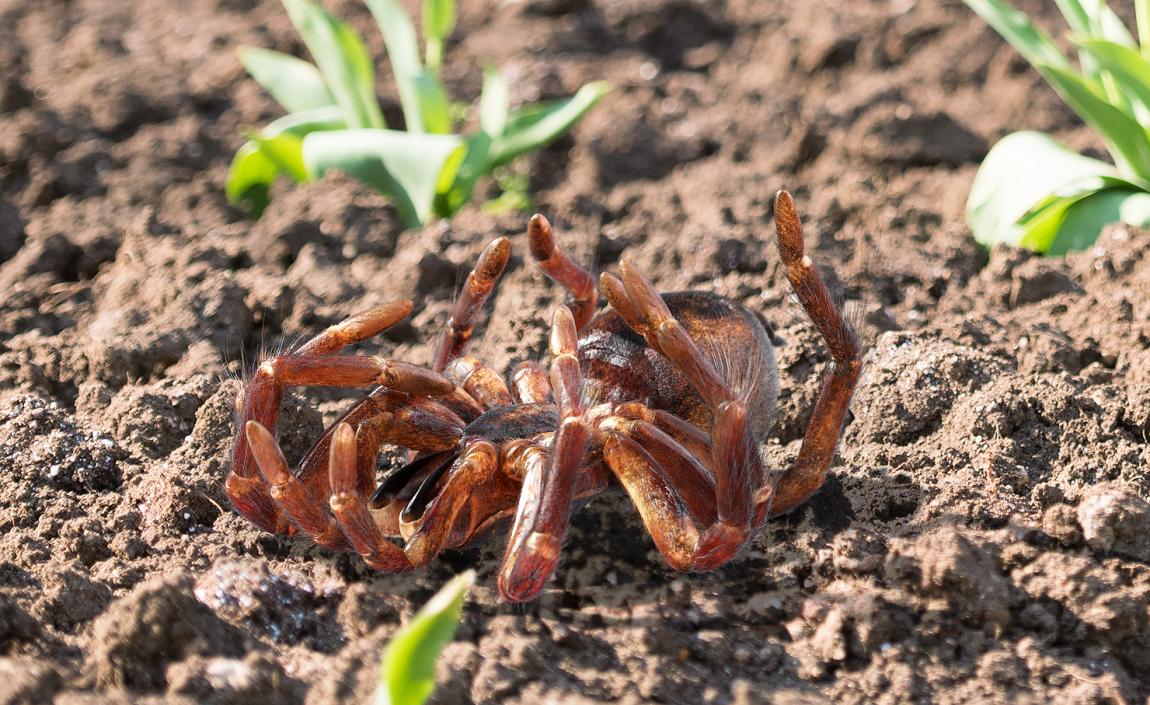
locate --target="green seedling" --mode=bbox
[964,0,1150,254]
[373,570,474,705]
[227,0,608,228]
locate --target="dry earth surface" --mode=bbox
[1,0,1149,703]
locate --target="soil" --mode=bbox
[1,0,1149,703]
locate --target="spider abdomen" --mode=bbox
[578,291,779,439]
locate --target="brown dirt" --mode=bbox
[1,0,1149,703]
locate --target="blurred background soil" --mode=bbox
[1,0,1148,703]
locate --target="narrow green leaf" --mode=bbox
[302,128,465,227]
[237,47,336,113]
[487,81,610,168]
[423,0,456,72]
[479,68,510,137]
[226,107,345,217]
[1073,38,1150,119]
[963,0,1072,72]
[1138,0,1150,58]
[1037,62,1150,181]
[1053,0,1090,35]
[282,0,384,129]
[362,0,429,133]
[966,131,1120,247]
[374,570,474,705]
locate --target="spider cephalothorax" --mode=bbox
[226,191,862,602]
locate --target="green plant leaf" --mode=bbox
[237,47,336,113]
[967,130,1121,247]
[487,81,610,168]
[413,71,453,134]
[423,0,456,72]
[248,130,309,182]
[963,0,1073,72]
[282,0,384,129]
[479,68,509,136]
[363,0,437,134]
[227,107,345,217]
[1018,187,1150,253]
[1073,38,1150,118]
[1037,62,1150,181]
[302,128,465,227]
[374,570,474,705]
[435,131,492,217]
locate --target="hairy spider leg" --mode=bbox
[446,356,515,410]
[327,422,415,571]
[228,300,444,534]
[510,361,554,404]
[528,214,599,332]
[754,190,862,519]
[431,238,511,374]
[498,306,592,602]
[600,265,765,570]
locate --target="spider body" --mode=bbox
[227,191,862,603]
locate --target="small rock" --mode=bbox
[166,653,299,705]
[0,658,62,705]
[86,572,246,690]
[194,559,339,646]
[1077,484,1150,562]
[0,603,39,650]
[884,527,1010,629]
[831,526,887,575]
[1010,261,1082,307]
[1041,504,1083,548]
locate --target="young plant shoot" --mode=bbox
[373,570,474,705]
[964,0,1150,254]
[227,0,608,228]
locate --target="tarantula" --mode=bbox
[227,191,862,603]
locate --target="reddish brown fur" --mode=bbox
[227,191,863,603]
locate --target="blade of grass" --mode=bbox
[487,81,610,168]
[282,0,384,129]
[1037,62,1150,181]
[374,570,475,705]
[963,0,1073,71]
[1073,37,1150,121]
[423,0,456,74]
[237,47,336,113]
[227,107,345,216]
[479,68,509,136]
[303,128,465,227]
[363,0,440,134]
[1139,0,1150,59]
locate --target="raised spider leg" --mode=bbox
[528,214,599,332]
[498,306,591,602]
[755,190,862,518]
[431,238,511,374]
[603,264,763,569]
[228,300,443,533]
[598,190,862,571]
